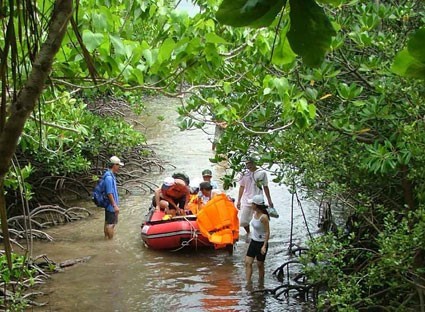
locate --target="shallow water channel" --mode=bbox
[30,98,318,311]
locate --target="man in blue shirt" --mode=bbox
[104,156,124,239]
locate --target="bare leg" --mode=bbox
[104,222,108,238]
[257,260,265,282]
[245,256,254,283]
[105,224,115,239]
[159,200,169,211]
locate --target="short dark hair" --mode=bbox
[172,172,190,185]
[199,181,212,191]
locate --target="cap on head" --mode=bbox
[244,155,258,164]
[202,169,212,177]
[249,194,265,205]
[110,156,124,166]
[162,177,175,190]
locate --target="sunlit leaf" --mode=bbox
[142,49,153,66]
[158,38,176,63]
[308,104,316,118]
[82,30,104,52]
[205,33,229,44]
[223,82,232,94]
[110,35,126,56]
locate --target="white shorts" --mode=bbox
[239,203,254,228]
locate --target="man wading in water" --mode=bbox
[236,157,274,241]
[104,156,123,239]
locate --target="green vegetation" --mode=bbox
[0,0,424,310]
[0,253,36,311]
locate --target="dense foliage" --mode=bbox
[177,1,425,310]
[1,0,424,310]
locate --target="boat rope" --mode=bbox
[170,215,199,252]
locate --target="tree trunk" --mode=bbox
[0,0,73,269]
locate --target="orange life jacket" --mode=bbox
[162,183,189,200]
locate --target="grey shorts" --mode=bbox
[105,210,118,225]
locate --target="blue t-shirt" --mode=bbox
[104,170,119,212]
[210,180,219,189]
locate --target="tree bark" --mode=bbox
[0,0,73,269]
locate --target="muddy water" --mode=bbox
[30,97,318,311]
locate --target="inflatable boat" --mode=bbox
[141,194,239,251]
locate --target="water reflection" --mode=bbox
[29,97,317,311]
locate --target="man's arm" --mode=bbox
[183,190,190,209]
[263,185,273,208]
[260,215,270,255]
[236,185,245,209]
[107,193,119,214]
[154,188,161,210]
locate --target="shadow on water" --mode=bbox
[30,97,317,311]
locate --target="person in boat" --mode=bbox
[154,177,190,217]
[172,172,190,186]
[245,194,270,284]
[201,169,219,189]
[236,156,274,238]
[104,156,124,240]
[198,181,221,205]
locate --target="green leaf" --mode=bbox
[216,0,287,28]
[205,33,229,44]
[272,77,290,97]
[223,82,232,94]
[391,49,425,79]
[408,28,425,63]
[110,35,126,56]
[104,56,119,74]
[82,30,104,52]
[308,104,316,118]
[316,0,344,6]
[142,49,153,66]
[158,38,176,63]
[92,12,109,32]
[132,67,144,84]
[272,23,297,66]
[130,45,144,64]
[287,0,336,67]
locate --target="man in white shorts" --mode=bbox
[236,157,274,239]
